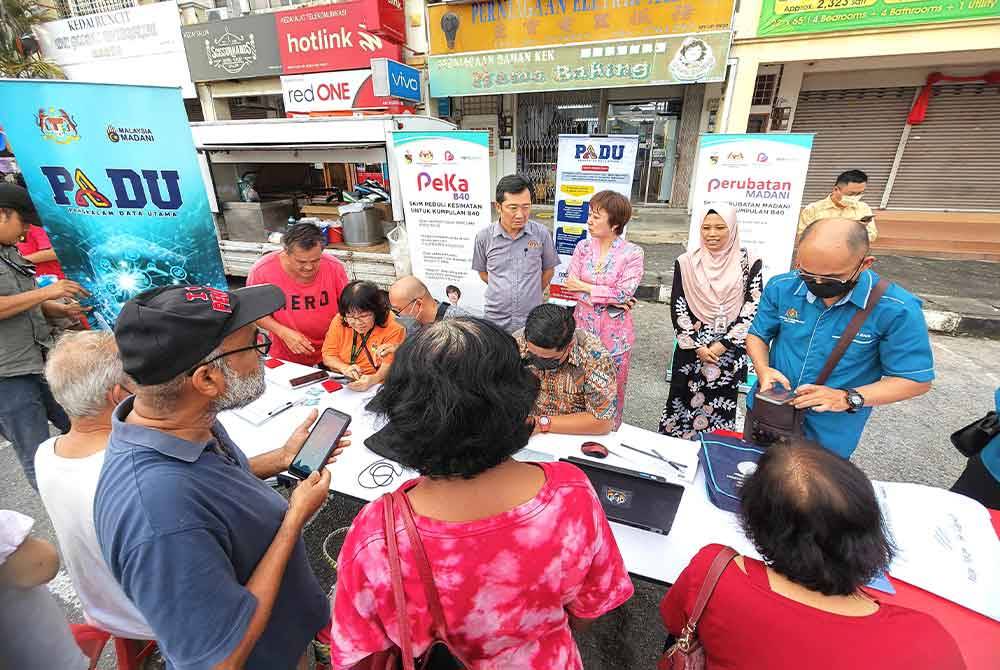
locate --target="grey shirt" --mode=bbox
[472,220,559,332]
[0,245,53,378]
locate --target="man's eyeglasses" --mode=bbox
[390,298,417,317]
[188,331,272,375]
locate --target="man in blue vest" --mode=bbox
[746,218,933,458]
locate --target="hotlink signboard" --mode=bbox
[0,80,227,329]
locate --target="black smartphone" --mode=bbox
[288,408,352,479]
[289,369,329,389]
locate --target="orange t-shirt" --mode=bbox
[321,314,406,376]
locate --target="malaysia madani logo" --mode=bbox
[36,107,80,144]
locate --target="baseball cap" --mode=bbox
[115,284,284,385]
[0,183,39,220]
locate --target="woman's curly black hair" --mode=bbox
[338,280,391,328]
[739,439,895,596]
[365,317,540,479]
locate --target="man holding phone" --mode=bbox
[95,284,348,669]
[746,218,933,458]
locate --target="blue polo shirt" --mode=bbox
[981,388,1000,484]
[94,398,329,670]
[748,270,934,457]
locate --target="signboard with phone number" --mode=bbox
[757,0,1000,36]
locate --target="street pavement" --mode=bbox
[3,301,1000,668]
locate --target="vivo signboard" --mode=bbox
[371,57,421,102]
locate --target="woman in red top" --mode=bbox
[329,317,634,669]
[661,441,965,670]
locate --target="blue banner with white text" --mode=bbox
[0,80,226,329]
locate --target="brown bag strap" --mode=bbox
[392,490,450,639]
[382,493,416,670]
[814,278,890,387]
[685,546,737,633]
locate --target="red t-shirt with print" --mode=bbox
[330,461,635,669]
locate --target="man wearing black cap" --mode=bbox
[0,183,90,489]
[94,283,345,670]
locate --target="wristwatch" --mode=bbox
[538,416,552,433]
[843,389,865,413]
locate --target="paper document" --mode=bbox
[876,481,1000,621]
[232,383,297,426]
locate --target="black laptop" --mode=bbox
[563,456,685,535]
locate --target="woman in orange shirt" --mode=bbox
[322,281,406,392]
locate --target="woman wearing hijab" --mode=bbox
[659,204,763,439]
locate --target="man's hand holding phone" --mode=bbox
[757,367,792,394]
[287,469,331,526]
[280,409,351,471]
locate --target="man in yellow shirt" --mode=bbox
[798,170,877,241]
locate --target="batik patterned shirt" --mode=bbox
[329,461,634,669]
[514,330,618,421]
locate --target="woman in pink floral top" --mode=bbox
[563,190,645,428]
[330,318,634,669]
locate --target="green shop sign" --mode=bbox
[758,0,1000,36]
[427,31,731,98]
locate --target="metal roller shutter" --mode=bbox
[792,87,916,205]
[888,83,1000,211]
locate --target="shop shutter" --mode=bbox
[792,87,916,206]
[184,98,205,123]
[230,105,270,120]
[888,83,1000,211]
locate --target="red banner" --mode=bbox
[276,2,402,75]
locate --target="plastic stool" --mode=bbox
[71,623,157,670]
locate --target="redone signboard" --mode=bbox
[281,70,398,115]
[182,13,281,82]
[276,3,402,74]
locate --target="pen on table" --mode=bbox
[620,442,688,473]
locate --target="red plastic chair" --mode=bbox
[71,623,157,670]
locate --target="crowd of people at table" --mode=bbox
[0,171,996,669]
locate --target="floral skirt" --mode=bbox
[658,345,747,440]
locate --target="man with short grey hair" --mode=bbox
[95,284,346,669]
[35,331,155,643]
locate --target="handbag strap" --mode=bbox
[814,278,890,387]
[382,493,416,670]
[392,489,450,640]
[685,546,738,634]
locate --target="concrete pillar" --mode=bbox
[774,62,805,132]
[670,83,706,209]
[723,55,760,133]
[197,84,232,121]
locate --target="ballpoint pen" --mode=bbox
[620,442,688,473]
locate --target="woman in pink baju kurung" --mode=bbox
[564,191,645,428]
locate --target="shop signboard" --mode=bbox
[549,134,639,303]
[281,70,399,115]
[428,31,730,97]
[686,134,814,285]
[182,13,282,82]
[371,58,422,102]
[387,131,493,315]
[34,3,196,97]
[0,80,227,329]
[758,0,1000,36]
[427,0,734,54]
[275,3,403,75]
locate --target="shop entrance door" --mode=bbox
[607,101,680,204]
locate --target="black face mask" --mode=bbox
[524,353,564,371]
[799,260,865,300]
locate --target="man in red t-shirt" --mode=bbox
[246,223,348,366]
[17,224,66,279]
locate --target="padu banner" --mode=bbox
[0,80,227,329]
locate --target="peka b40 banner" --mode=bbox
[0,80,227,329]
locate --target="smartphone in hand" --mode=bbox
[288,408,352,479]
[756,386,796,405]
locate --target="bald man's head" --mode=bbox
[389,275,430,304]
[796,218,875,300]
[799,217,870,257]
[388,275,436,325]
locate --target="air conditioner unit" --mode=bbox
[206,7,229,21]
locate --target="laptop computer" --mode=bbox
[563,456,685,535]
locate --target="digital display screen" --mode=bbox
[291,409,349,476]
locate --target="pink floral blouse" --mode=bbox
[568,237,645,357]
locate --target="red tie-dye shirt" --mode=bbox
[329,461,634,669]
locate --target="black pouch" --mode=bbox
[743,399,805,446]
[950,411,999,458]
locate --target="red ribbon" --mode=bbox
[908,71,1000,125]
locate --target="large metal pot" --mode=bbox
[340,205,385,247]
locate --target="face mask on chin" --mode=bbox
[524,353,564,371]
[802,276,857,300]
[396,314,420,335]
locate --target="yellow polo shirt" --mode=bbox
[797,195,877,241]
